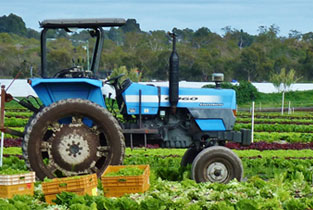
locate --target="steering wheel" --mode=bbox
[104,74,125,85]
[53,67,76,78]
[53,67,81,78]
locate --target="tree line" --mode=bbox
[0,13,313,82]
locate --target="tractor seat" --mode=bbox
[116,78,132,111]
[120,78,132,93]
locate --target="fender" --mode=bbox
[29,78,106,108]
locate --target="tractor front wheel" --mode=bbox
[180,147,199,167]
[23,99,125,180]
[191,146,243,183]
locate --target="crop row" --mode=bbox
[237,111,313,120]
[2,127,24,139]
[235,123,313,133]
[0,138,22,147]
[253,132,313,143]
[226,142,313,150]
[237,118,312,125]
[3,117,28,127]
[4,111,33,118]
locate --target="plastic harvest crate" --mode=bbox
[0,183,34,198]
[0,172,35,185]
[44,186,97,204]
[42,173,97,204]
[101,165,150,197]
[0,172,35,198]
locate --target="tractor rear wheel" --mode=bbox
[191,146,243,183]
[23,98,125,180]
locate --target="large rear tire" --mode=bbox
[191,146,243,183]
[23,99,125,180]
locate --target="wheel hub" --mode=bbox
[207,162,228,183]
[60,134,89,164]
[48,123,99,173]
[68,143,81,156]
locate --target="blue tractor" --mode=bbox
[0,18,251,183]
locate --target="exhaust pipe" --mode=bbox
[168,32,179,113]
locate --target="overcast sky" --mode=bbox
[1,0,313,36]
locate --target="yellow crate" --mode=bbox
[0,183,34,198]
[42,173,97,195]
[101,165,150,197]
[0,172,35,185]
[45,186,97,204]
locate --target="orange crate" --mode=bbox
[0,183,34,198]
[44,186,97,204]
[42,173,97,196]
[101,165,150,197]
[0,172,35,185]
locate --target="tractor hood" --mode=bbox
[121,82,236,115]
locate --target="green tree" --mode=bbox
[109,66,141,83]
[270,68,300,115]
[147,50,170,80]
[302,32,313,43]
[256,24,280,43]
[300,47,313,81]
[47,49,72,76]
[192,27,220,49]
[123,32,147,52]
[238,47,259,81]
[270,68,300,92]
[222,27,255,48]
[26,29,40,39]
[0,14,27,36]
[172,27,194,44]
[121,19,141,33]
[147,30,168,51]
[11,60,31,78]
[108,28,124,46]
[193,48,213,81]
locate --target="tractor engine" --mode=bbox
[123,108,193,148]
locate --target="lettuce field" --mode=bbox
[1,107,313,210]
